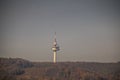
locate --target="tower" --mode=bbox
[52,32,60,63]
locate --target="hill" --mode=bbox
[0,57,120,80]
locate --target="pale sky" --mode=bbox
[0,0,120,62]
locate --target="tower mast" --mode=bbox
[52,32,60,63]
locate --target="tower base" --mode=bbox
[53,51,56,63]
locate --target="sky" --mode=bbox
[0,0,120,62]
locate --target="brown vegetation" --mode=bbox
[0,58,120,80]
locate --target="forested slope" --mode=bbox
[0,58,120,80]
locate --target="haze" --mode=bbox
[0,0,120,62]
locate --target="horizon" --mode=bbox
[0,57,119,63]
[0,0,120,62]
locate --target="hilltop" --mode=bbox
[0,57,120,80]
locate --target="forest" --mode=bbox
[0,57,120,80]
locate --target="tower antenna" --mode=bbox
[52,32,60,63]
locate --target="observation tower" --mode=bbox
[52,32,60,63]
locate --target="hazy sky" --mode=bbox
[1,0,120,62]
